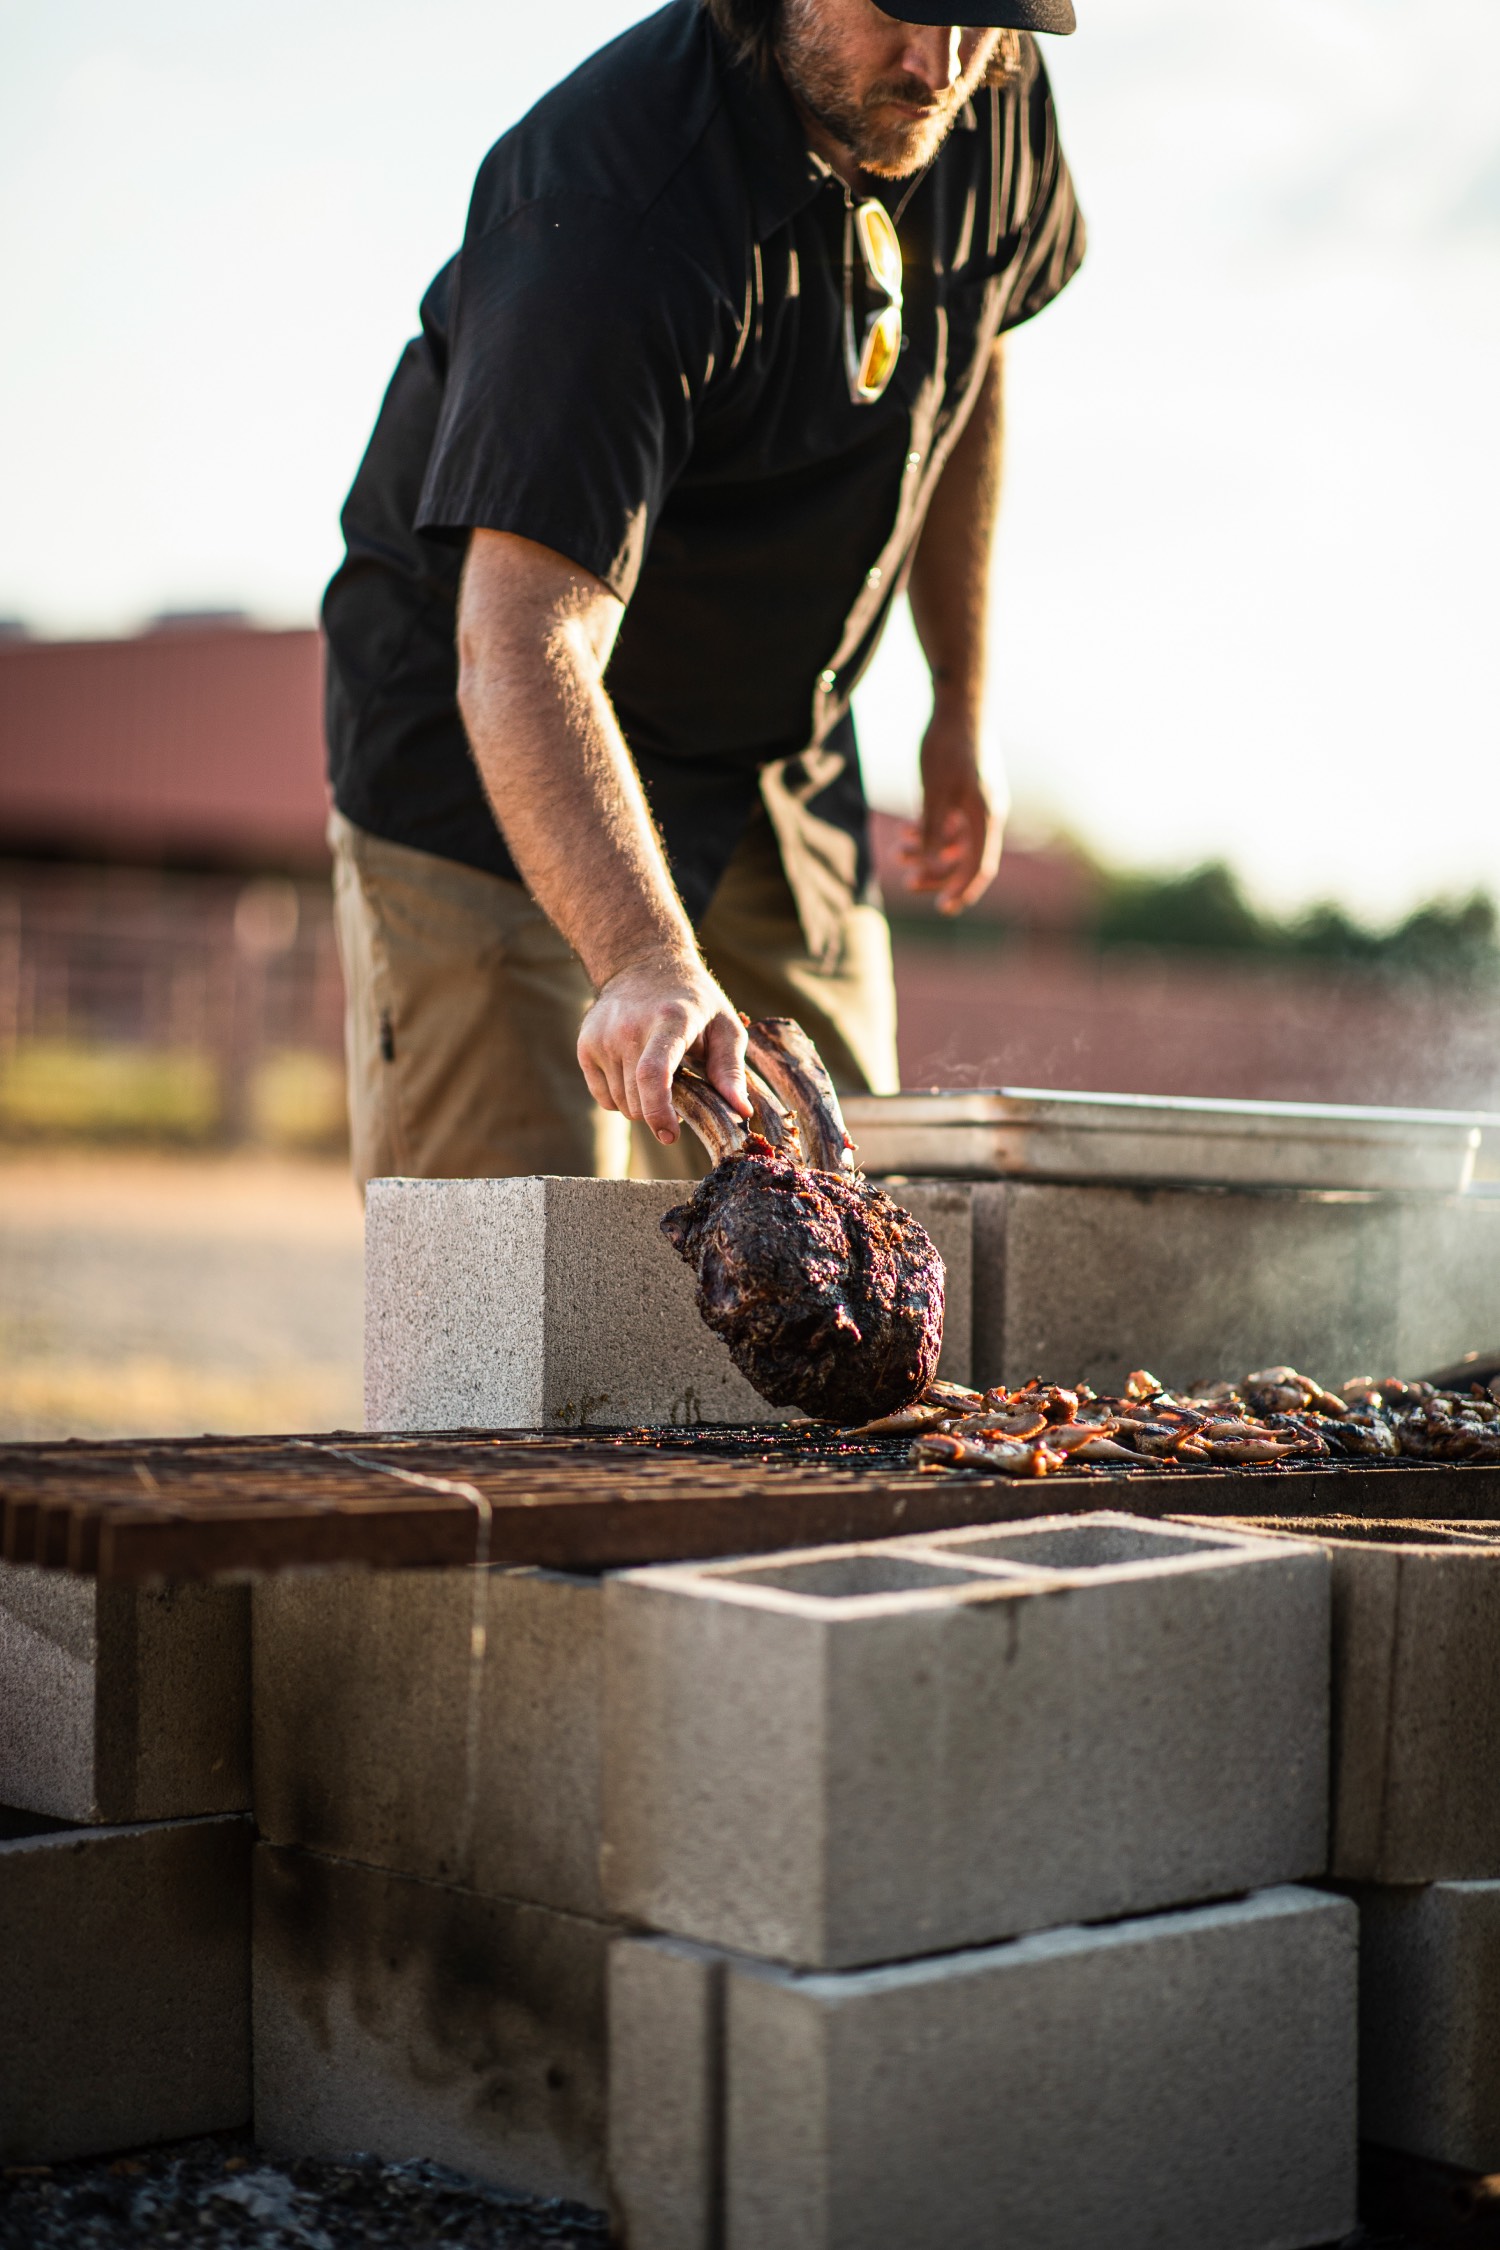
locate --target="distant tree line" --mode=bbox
[884,846,1499,981]
[1093,861,1499,978]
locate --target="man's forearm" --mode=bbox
[455,528,747,1139]
[908,339,1005,728]
[897,341,1006,915]
[456,534,697,989]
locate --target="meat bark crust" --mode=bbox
[660,1145,945,1422]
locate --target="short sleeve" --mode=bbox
[998,56,1087,334]
[416,197,716,603]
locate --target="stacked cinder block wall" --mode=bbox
[1184,1516,1500,2177]
[365,1172,1500,1428]
[251,1565,612,2202]
[0,1566,252,2162]
[0,1549,616,2193]
[0,1511,1361,2241]
[181,1506,1358,2244]
[970,1179,1500,1395]
[603,1514,1358,2250]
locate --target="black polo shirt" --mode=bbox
[324,0,1084,936]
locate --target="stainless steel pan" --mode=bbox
[841,1087,1497,1194]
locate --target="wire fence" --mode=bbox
[5,856,1498,1152]
[0,862,347,1149]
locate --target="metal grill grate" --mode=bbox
[5,1426,1500,1583]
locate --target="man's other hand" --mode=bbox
[899,719,1004,916]
[578,951,751,1144]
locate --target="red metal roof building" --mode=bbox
[0,624,328,871]
[0,622,1095,922]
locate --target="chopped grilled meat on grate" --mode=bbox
[881,1362,1500,1477]
[661,1019,945,1424]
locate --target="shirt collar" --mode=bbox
[710,18,831,241]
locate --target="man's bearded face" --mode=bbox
[777,0,1002,179]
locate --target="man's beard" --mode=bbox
[777,0,997,179]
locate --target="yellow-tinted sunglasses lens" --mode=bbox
[856,304,902,400]
[854,201,903,301]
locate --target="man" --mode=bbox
[324,0,1083,1187]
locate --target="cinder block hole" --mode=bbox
[941,1523,1218,1570]
[1229,1517,1500,1550]
[724,1554,997,1599]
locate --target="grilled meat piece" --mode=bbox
[1334,1414,1401,1459]
[847,1380,985,1436]
[900,1357,1500,1477]
[914,1431,1065,1475]
[662,1021,945,1422]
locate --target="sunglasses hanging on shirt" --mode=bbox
[844,197,904,404]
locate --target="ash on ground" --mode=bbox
[0,2135,1427,2250]
[0,2136,609,2250]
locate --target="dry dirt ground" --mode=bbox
[0,1150,364,1441]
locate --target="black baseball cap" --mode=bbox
[872,0,1075,28]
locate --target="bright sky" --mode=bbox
[2,0,1497,917]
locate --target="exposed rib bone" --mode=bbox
[743,1066,797,1157]
[672,1066,747,1165]
[744,1017,855,1173]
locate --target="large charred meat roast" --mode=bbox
[660,1018,944,1422]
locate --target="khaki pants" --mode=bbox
[330,808,898,1190]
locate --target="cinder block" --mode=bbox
[1181,1519,1500,1883]
[364,1175,972,1431]
[0,1561,250,1822]
[0,1813,251,2164]
[601,1513,1328,1968]
[730,1887,1355,2250]
[972,1179,1500,1396]
[253,1565,604,1916]
[1328,1534,1500,1882]
[895,1181,972,1387]
[607,1935,725,2250]
[606,1888,1355,2250]
[1353,1879,1500,2172]
[253,1842,608,2205]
